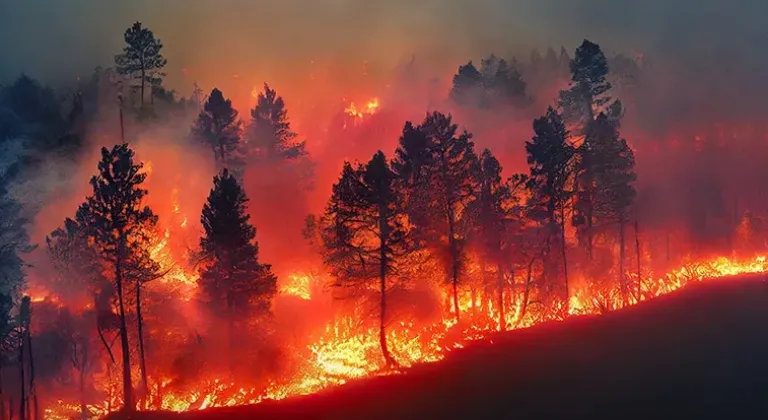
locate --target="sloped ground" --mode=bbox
[121,274,768,420]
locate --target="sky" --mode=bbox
[1,0,765,95]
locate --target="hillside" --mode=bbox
[119,274,768,420]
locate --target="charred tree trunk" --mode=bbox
[140,69,146,108]
[115,248,135,412]
[634,220,642,302]
[378,247,392,367]
[136,283,149,409]
[26,326,37,420]
[560,206,570,315]
[618,219,627,305]
[517,257,536,327]
[496,263,505,331]
[18,331,26,420]
[377,201,394,367]
[447,208,460,323]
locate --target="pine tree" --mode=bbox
[450,62,484,107]
[320,151,408,365]
[559,40,621,260]
[464,149,523,330]
[488,59,531,108]
[46,218,105,301]
[587,113,637,301]
[114,21,167,108]
[192,88,244,173]
[248,84,306,161]
[74,144,158,412]
[525,107,574,313]
[558,39,616,132]
[198,169,277,357]
[392,112,480,323]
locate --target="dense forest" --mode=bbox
[0,20,766,420]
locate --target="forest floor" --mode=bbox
[115,273,768,420]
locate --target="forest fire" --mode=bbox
[43,252,768,420]
[2,9,768,420]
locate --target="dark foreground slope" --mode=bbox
[125,275,768,420]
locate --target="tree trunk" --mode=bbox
[140,70,145,108]
[619,219,626,305]
[634,220,642,303]
[136,283,149,409]
[26,323,37,420]
[496,263,505,331]
[79,347,88,420]
[560,206,570,316]
[447,212,460,323]
[378,248,392,366]
[115,252,135,412]
[517,257,536,327]
[18,331,25,420]
[378,202,394,367]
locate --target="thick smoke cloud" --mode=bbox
[1,0,765,93]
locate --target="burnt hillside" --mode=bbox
[119,274,768,420]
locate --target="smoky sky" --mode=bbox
[0,0,765,92]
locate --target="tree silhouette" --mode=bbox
[320,151,409,366]
[392,112,479,323]
[585,113,637,300]
[114,21,167,108]
[525,107,574,313]
[450,62,484,106]
[464,149,524,329]
[558,39,616,132]
[192,88,244,173]
[198,169,277,360]
[248,84,306,162]
[74,144,158,412]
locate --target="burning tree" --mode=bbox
[392,112,480,323]
[197,169,277,368]
[584,113,637,301]
[525,107,575,314]
[463,149,525,330]
[247,84,306,162]
[114,21,167,108]
[559,39,623,261]
[74,143,158,413]
[192,88,244,174]
[319,151,409,366]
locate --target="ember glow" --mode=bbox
[40,249,768,419]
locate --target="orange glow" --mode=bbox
[344,97,380,119]
[40,248,768,418]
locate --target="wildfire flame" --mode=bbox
[344,98,379,119]
[42,242,768,419]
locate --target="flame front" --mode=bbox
[42,238,768,419]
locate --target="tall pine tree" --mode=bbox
[192,88,244,173]
[320,151,408,366]
[114,21,167,108]
[464,149,523,330]
[525,107,574,314]
[198,169,277,359]
[392,112,480,323]
[587,113,637,301]
[74,144,158,412]
[248,84,306,161]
